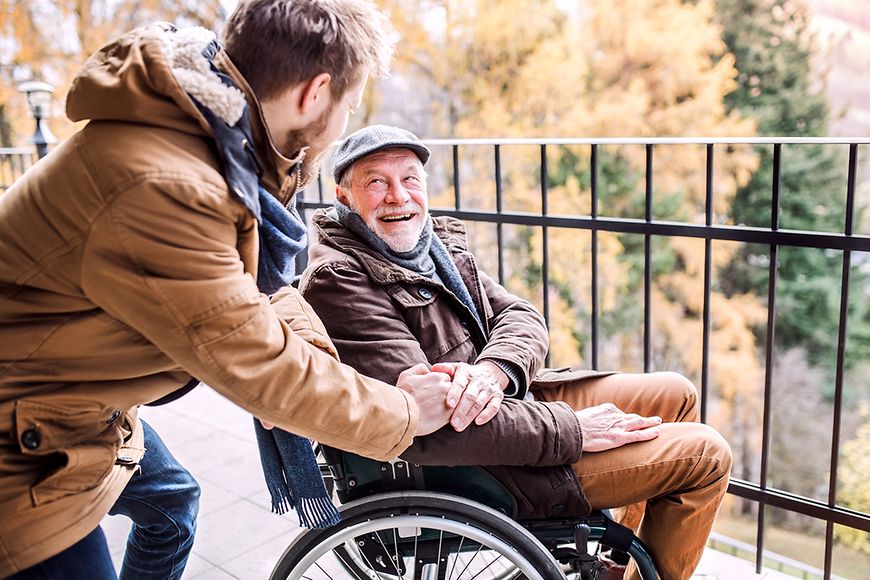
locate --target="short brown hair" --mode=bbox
[222,0,394,102]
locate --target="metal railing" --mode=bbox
[298,136,870,578]
[0,147,36,193]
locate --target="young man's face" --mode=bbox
[274,72,368,187]
[341,148,429,253]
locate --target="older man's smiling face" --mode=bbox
[339,148,428,252]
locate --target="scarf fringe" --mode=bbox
[266,476,341,529]
[296,496,342,529]
[267,482,295,516]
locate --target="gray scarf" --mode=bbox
[332,200,485,332]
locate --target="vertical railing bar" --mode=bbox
[495,144,505,285]
[644,143,653,372]
[823,143,857,579]
[9,155,20,185]
[757,142,782,574]
[295,188,309,273]
[591,144,600,370]
[316,173,324,203]
[453,144,461,210]
[541,144,550,366]
[701,144,714,423]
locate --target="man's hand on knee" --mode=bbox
[397,363,455,436]
[576,403,662,452]
[432,362,507,431]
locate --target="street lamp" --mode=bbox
[17,80,58,159]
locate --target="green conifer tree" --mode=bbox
[716,0,870,379]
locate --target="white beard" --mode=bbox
[372,224,423,253]
[355,201,427,253]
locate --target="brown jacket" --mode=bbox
[301,209,612,519]
[0,25,418,575]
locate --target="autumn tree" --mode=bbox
[0,0,225,146]
[836,403,870,554]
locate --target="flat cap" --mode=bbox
[332,124,430,182]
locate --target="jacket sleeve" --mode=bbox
[80,180,418,461]
[269,286,340,360]
[400,398,582,466]
[474,270,549,399]
[300,262,430,385]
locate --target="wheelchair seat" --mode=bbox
[264,445,661,579]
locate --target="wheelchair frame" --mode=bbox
[270,446,659,579]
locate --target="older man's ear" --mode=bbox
[335,184,350,205]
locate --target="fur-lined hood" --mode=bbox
[65,23,301,197]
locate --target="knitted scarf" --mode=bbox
[188,37,338,529]
[333,200,484,333]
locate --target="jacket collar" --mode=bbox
[214,51,304,206]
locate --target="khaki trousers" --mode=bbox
[535,372,732,580]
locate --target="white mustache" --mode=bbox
[374,203,423,218]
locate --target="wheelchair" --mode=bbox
[270,446,659,579]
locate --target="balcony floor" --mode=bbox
[102,386,795,579]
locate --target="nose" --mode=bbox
[384,179,411,204]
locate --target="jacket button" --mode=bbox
[418,287,433,299]
[21,427,41,450]
[551,504,568,516]
[106,410,122,424]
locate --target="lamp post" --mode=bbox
[17,80,57,159]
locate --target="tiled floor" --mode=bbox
[101,387,795,579]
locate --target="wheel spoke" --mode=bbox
[467,552,505,580]
[451,543,484,579]
[332,547,366,580]
[391,527,404,579]
[372,528,405,579]
[354,536,389,580]
[446,535,465,580]
[314,561,335,580]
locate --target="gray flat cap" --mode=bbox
[332,125,430,182]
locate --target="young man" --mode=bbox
[0,3,455,578]
[299,124,734,580]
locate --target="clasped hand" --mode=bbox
[430,361,507,431]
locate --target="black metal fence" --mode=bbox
[0,148,36,193]
[298,136,870,578]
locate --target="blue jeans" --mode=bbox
[10,421,200,580]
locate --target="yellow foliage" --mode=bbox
[0,0,225,146]
[835,403,870,554]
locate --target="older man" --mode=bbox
[299,125,733,580]
[0,5,457,578]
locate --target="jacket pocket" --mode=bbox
[14,398,123,506]
[388,284,477,361]
[28,442,118,505]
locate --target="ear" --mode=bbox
[335,184,349,205]
[298,73,333,118]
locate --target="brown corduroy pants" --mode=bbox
[535,372,732,580]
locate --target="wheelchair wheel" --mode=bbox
[269,491,565,580]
